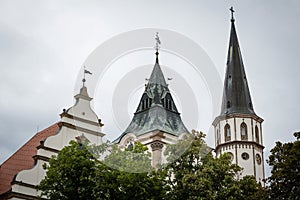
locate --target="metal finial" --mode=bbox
[155,32,161,52]
[155,32,161,63]
[82,66,92,86]
[230,6,235,22]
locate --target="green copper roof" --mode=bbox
[113,52,189,143]
[220,17,255,115]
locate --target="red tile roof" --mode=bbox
[0,123,59,195]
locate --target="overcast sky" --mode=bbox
[0,0,299,178]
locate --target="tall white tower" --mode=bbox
[213,8,265,183]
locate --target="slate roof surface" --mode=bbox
[220,18,255,115]
[114,53,189,143]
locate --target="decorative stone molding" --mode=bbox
[150,141,164,151]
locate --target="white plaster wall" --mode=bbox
[15,160,48,186]
[62,117,102,133]
[37,148,57,158]
[43,127,79,150]
[11,183,39,198]
[68,99,99,122]
[12,90,104,198]
[236,146,254,178]
[254,149,264,182]
[214,116,265,182]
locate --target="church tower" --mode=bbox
[212,8,265,183]
[114,38,189,167]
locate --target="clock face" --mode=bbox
[256,154,262,165]
[241,152,249,160]
[228,152,234,161]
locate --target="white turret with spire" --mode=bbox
[11,68,105,198]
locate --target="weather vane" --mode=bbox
[82,66,92,86]
[155,32,161,52]
[230,6,235,22]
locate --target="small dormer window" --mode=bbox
[227,101,231,108]
[140,95,152,111]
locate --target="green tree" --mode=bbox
[95,142,165,200]
[38,141,98,200]
[267,132,300,199]
[163,130,267,200]
[39,141,164,200]
[39,131,268,200]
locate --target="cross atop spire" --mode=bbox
[220,8,255,115]
[230,6,235,22]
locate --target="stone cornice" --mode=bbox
[215,140,264,152]
[5,191,46,200]
[37,142,60,153]
[212,113,264,126]
[57,121,105,137]
[11,180,37,190]
[60,112,104,127]
[32,155,50,162]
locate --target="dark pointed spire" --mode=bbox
[220,7,255,115]
[148,53,167,87]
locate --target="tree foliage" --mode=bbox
[39,141,164,200]
[39,131,267,199]
[38,141,98,200]
[267,132,300,199]
[162,130,266,200]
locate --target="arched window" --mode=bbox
[255,126,259,143]
[240,122,248,140]
[224,124,231,142]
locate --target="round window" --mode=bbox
[241,152,249,160]
[256,154,262,165]
[228,152,234,161]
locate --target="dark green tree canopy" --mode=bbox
[267,132,300,200]
[39,131,267,200]
[162,130,266,200]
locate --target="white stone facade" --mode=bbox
[10,86,104,199]
[213,114,265,184]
